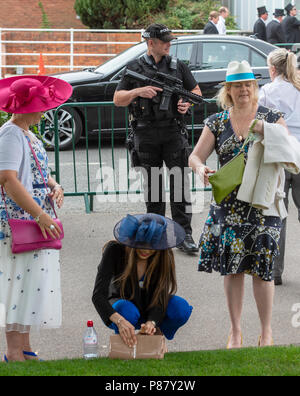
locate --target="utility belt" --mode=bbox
[134,118,178,130]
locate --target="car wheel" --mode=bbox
[41,107,83,150]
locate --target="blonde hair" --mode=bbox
[216,80,259,110]
[267,48,300,91]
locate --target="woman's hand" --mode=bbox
[140,321,157,336]
[250,119,264,135]
[197,164,216,187]
[36,212,62,240]
[49,184,64,209]
[117,317,137,348]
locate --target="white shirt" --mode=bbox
[0,121,33,193]
[259,76,300,141]
[217,15,226,35]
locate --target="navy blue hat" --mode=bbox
[114,214,186,250]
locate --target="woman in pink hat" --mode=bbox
[0,75,72,362]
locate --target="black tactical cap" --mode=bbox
[142,24,177,42]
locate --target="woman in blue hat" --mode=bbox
[92,213,193,348]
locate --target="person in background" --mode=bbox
[92,214,193,348]
[266,9,286,45]
[217,6,230,35]
[0,75,72,362]
[203,11,220,35]
[259,48,300,286]
[282,3,300,45]
[253,6,269,41]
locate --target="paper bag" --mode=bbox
[109,334,166,360]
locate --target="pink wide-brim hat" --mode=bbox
[0,75,73,114]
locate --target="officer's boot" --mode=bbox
[178,234,199,255]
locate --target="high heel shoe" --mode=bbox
[227,332,243,349]
[258,336,274,347]
[3,354,8,363]
[23,351,43,361]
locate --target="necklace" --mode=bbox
[230,106,258,140]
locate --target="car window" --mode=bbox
[169,42,195,67]
[176,43,195,66]
[202,42,250,70]
[251,50,267,67]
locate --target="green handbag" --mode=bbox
[209,120,257,205]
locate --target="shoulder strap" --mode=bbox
[26,137,58,218]
[241,119,258,151]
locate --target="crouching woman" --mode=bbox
[92,213,193,348]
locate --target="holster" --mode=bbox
[126,127,141,168]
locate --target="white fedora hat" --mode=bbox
[224,60,257,84]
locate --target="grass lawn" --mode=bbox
[0,346,300,376]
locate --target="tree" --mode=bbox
[74,0,169,29]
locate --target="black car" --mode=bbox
[44,35,276,150]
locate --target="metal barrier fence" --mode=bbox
[49,101,217,213]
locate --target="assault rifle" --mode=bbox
[124,69,209,111]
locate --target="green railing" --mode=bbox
[50,101,216,213]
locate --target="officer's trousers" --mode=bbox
[274,170,300,277]
[134,126,193,234]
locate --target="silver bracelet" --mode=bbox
[52,183,64,192]
[117,318,123,326]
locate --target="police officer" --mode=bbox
[266,9,286,45]
[253,6,268,41]
[113,24,202,254]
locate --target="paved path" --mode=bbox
[1,200,300,361]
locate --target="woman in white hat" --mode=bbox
[189,61,288,349]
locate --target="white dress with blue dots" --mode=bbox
[0,135,61,333]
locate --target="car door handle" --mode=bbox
[255,74,262,79]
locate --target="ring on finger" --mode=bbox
[50,225,55,231]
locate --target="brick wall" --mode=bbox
[1,31,142,76]
[0,0,86,29]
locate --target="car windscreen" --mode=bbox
[94,42,147,75]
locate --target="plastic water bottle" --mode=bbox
[83,320,99,360]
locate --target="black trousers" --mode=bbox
[134,126,193,234]
[274,170,300,277]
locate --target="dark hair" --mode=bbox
[117,247,177,313]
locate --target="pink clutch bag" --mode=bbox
[1,137,64,254]
[8,218,64,254]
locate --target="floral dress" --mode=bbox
[198,105,283,282]
[0,133,61,333]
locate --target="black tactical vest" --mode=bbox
[129,54,180,123]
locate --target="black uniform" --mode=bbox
[282,14,300,43]
[116,54,197,235]
[253,18,267,41]
[267,20,286,44]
